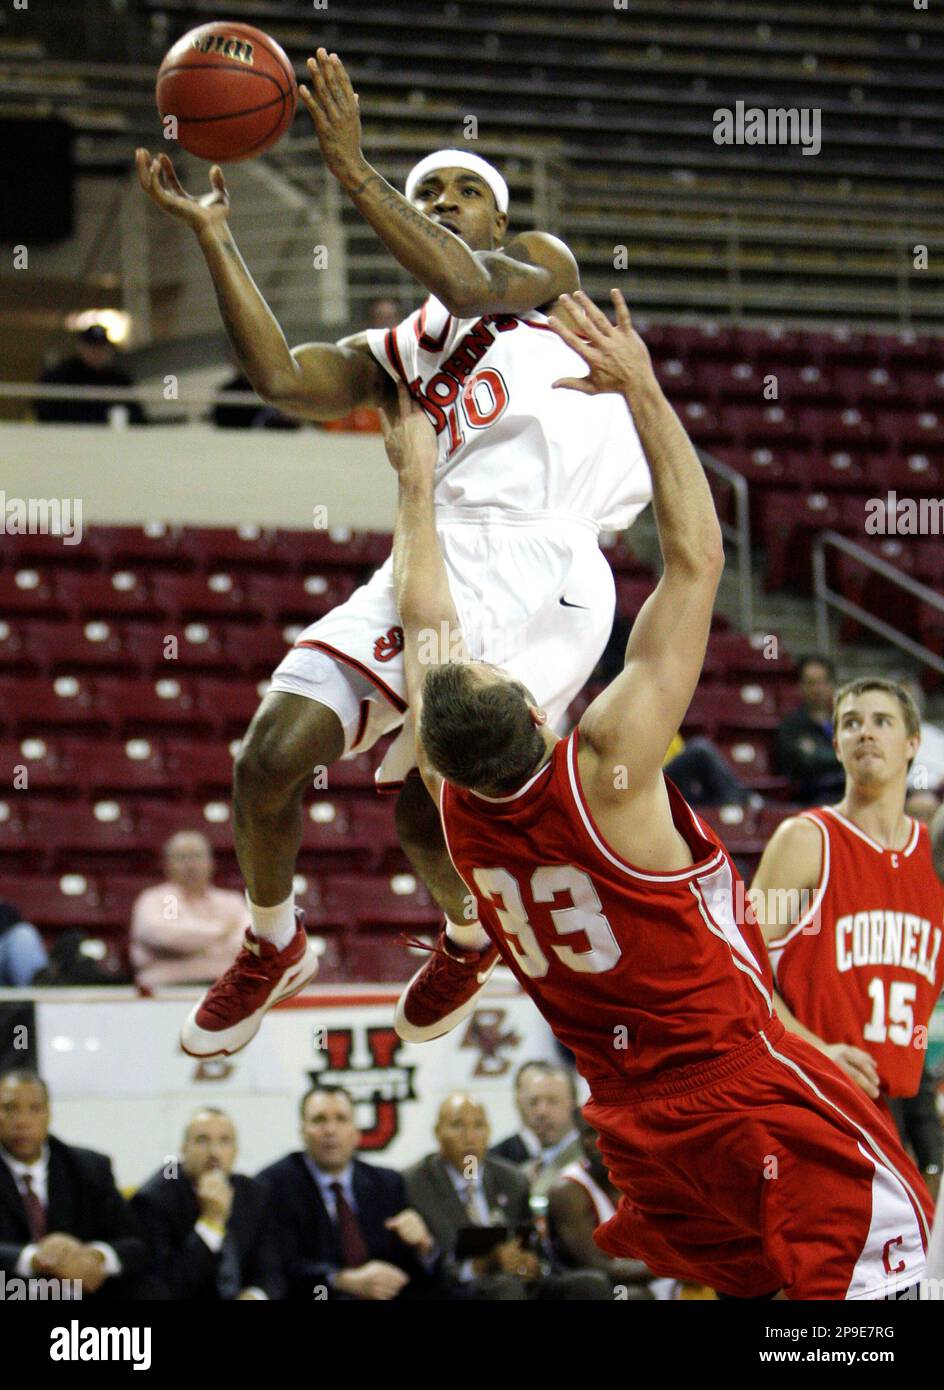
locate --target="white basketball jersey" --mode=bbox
[366,296,652,530]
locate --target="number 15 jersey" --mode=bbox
[768,807,944,1098]
[439,728,774,1088]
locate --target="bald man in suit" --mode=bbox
[405,1093,608,1300]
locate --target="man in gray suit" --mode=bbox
[404,1093,608,1300]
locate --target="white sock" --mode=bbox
[247,890,297,950]
[445,917,490,952]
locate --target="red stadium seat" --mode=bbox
[269,528,390,572]
[134,799,236,853]
[63,739,168,794]
[86,524,184,568]
[0,874,108,930]
[163,738,237,792]
[0,675,99,732]
[0,735,76,791]
[123,621,229,674]
[178,526,275,570]
[220,622,294,676]
[73,572,155,619]
[95,675,203,732]
[1,533,96,570]
[193,678,261,732]
[24,619,130,673]
[151,573,250,621]
[243,573,359,622]
[0,620,35,673]
[316,872,439,933]
[0,569,79,617]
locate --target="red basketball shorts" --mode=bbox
[585,1018,934,1299]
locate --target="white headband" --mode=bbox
[405,149,509,213]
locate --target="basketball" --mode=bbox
[155,21,297,163]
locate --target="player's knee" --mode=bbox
[394,774,445,856]
[234,695,340,811]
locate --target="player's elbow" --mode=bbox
[667,536,725,584]
[437,283,479,319]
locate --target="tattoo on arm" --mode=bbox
[350,174,455,252]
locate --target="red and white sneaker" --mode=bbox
[394,931,500,1043]
[180,914,319,1058]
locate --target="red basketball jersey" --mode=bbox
[439,729,774,1086]
[769,806,944,1098]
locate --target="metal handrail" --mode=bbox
[697,449,752,633]
[813,529,944,676]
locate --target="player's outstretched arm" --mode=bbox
[298,50,577,317]
[750,817,881,1098]
[381,382,467,796]
[548,291,724,797]
[135,147,392,421]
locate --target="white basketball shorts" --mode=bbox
[269,508,619,789]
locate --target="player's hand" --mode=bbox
[32,1232,82,1273]
[336,1259,410,1300]
[135,149,230,232]
[299,48,367,188]
[384,1207,434,1255]
[57,1245,109,1293]
[196,1167,234,1225]
[821,1042,881,1099]
[379,379,438,478]
[548,289,657,398]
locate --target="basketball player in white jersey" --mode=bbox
[135,47,652,1056]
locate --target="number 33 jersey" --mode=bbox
[439,728,775,1087]
[366,296,652,532]
[768,806,944,1098]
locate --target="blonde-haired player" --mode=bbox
[753,679,944,1172]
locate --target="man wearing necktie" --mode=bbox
[132,1107,283,1300]
[258,1084,442,1300]
[0,1069,153,1299]
[405,1093,609,1299]
[490,1062,583,1200]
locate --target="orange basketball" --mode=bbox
[156,21,297,163]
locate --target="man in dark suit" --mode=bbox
[0,1068,154,1299]
[489,1061,583,1199]
[257,1083,441,1300]
[406,1092,609,1300]
[132,1107,283,1300]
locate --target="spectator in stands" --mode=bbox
[405,1093,608,1300]
[0,901,48,986]
[257,1084,441,1300]
[547,1113,652,1297]
[129,831,245,991]
[664,732,757,807]
[35,325,145,426]
[776,655,845,805]
[132,1107,283,1300]
[489,1061,583,1198]
[0,1069,155,1298]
